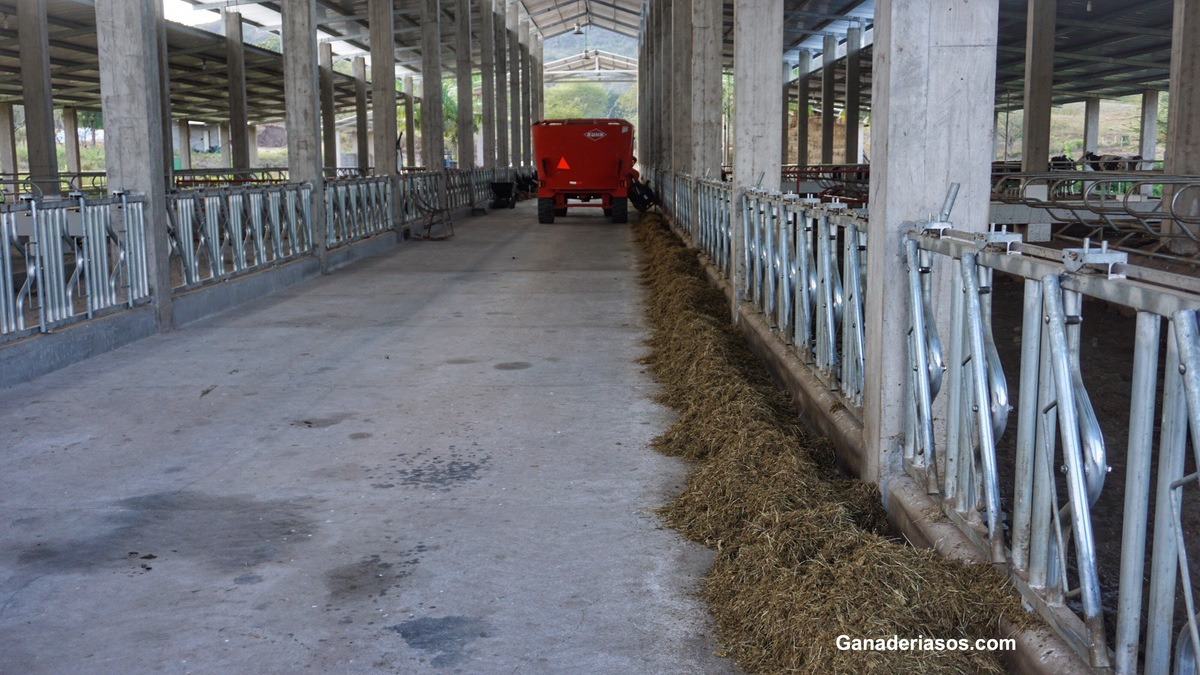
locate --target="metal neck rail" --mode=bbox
[652,166,1200,674]
[992,171,1200,265]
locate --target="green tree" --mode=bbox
[613,85,638,124]
[544,82,614,120]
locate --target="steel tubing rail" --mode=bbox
[909,227,1200,671]
[168,182,314,290]
[0,193,151,340]
[651,166,1200,673]
[656,170,867,421]
[326,175,393,248]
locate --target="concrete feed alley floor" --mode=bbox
[0,202,736,673]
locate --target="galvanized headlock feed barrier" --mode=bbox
[168,182,314,290]
[0,192,150,340]
[2,167,529,344]
[654,167,1200,674]
[660,170,869,418]
[326,175,392,248]
[908,226,1200,673]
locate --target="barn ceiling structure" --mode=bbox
[0,0,1180,125]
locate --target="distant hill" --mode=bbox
[543,26,636,62]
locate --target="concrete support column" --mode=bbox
[370,0,398,174]
[820,33,837,164]
[0,103,18,175]
[691,0,722,177]
[1021,0,1055,172]
[640,3,652,165]
[636,15,646,161]
[845,25,862,163]
[782,62,792,164]
[865,0,999,488]
[796,51,811,166]
[519,20,531,167]
[281,0,326,258]
[643,3,652,164]
[1162,0,1200,252]
[1083,96,1100,154]
[671,0,692,173]
[224,10,250,169]
[533,38,543,121]
[506,2,520,168]
[494,0,509,167]
[62,106,81,175]
[19,0,59,194]
[219,123,232,166]
[176,119,192,170]
[319,42,338,169]
[732,0,783,319]
[659,0,670,170]
[353,56,369,169]
[480,0,497,168]
[155,0,173,183]
[403,76,416,167]
[421,0,445,169]
[1139,88,1160,171]
[455,0,474,168]
[95,0,173,327]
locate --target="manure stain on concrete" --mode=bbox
[444,358,479,365]
[493,361,532,371]
[15,491,317,574]
[324,547,425,602]
[292,412,354,428]
[384,616,492,668]
[349,432,373,440]
[367,450,492,491]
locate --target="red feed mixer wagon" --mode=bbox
[532,118,640,224]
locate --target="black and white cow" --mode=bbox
[1081,151,1143,172]
[1050,155,1076,171]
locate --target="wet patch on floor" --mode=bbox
[384,615,492,668]
[324,546,426,602]
[15,491,317,575]
[292,412,354,428]
[348,432,373,440]
[493,361,531,371]
[444,358,480,365]
[365,447,492,491]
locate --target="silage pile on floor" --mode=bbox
[634,211,1029,673]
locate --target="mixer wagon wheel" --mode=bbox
[537,197,555,224]
[611,197,628,224]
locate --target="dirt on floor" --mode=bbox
[633,210,1032,674]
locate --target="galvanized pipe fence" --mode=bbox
[1,192,150,341]
[167,182,315,290]
[326,176,392,248]
[651,167,1200,674]
[993,171,1200,266]
[2,168,533,341]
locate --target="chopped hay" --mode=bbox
[633,211,1030,673]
